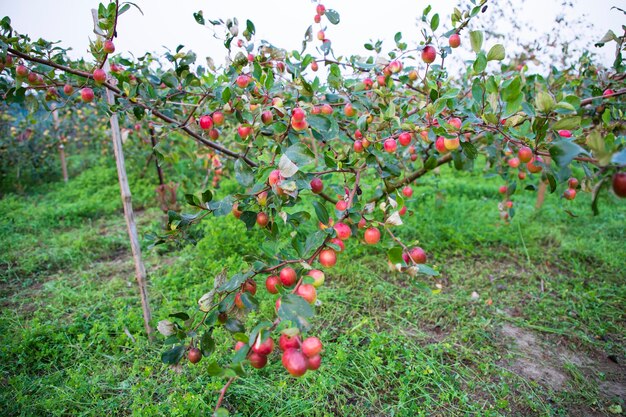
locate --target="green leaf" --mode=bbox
[304,230,327,257]
[312,201,329,224]
[160,72,179,88]
[206,359,224,377]
[215,407,230,417]
[161,345,185,365]
[460,142,478,159]
[224,318,245,333]
[200,330,215,357]
[234,159,254,187]
[285,143,315,166]
[201,189,213,203]
[388,247,404,264]
[473,52,487,73]
[218,272,250,292]
[326,9,340,25]
[430,14,440,31]
[611,148,626,165]
[486,44,505,61]
[552,116,581,131]
[418,264,439,276]
[535,91,555,113]
[424,155,438,170]
[470,30,483,53]
[545,172,557,193]
[193,11,205,25]
[278,293,314,331]
[169,312,190,321]
[549,140,588,167]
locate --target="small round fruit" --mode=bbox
[449,34,461,48]
[238,125,252,139]
[282,349,307,377]
[80,88,95,103]
[527,156,543,174]
[212,111,225,125]
[402,186,413,198]
[295,284,317,304]
[319,248,337,267]
[398,132,412,146]
[310,177,324,194]
[280,267,297,287]
[63,84,74,95]
[558,130,572,138]
[302,337,323,357]
[508,157,520,168]
[330,237,345,252]
[234,292,245,309]
[16,65,28,78]
[567,177,579,189]
[316,4,326,15]
[307,270,325,288]
[384,138,397,153]
[306,354,322,370]
[499,185,508,194]
[334,222,352,240]
[236,74,250,88]
[404,247,427,264]
[265,275,281,294]
[421,45,437,64]
[256,212,269,227]
[612,172,626,197]
[103,39,115,54]
[188,347,202,364]
[234,341,246,351]
[354,140,364,153]
[261,110,273,125]
[344,103,356,117]
[603,89,615,97]
[444,137,460,151]
[311,61,319,72]
[93,68,106,84]
[335,200,348,211]
[248,352,268,369]
[364,227,381,245]
[435,137,447,153]
[252,336,275,355]
[279,334,301,351]
[268,169,282,186]
[321,104,333,115]
[518,146,533,163]
[291,118,308,131]
[199,115,213,130]
[563,189,576,200]
[292,107,306,122]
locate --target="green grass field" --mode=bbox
[1,159,624,416]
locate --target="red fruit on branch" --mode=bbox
[334,222,352,240]
[80,88,95,103]
[188,347,202,364]
[402,186,413,198]
[93,68,106,84]
[563,189,576,200]
[252,336,274,355]
[295,283,317,304]
[306,354,322,370]
[384,138,397,153]
[282,349,307,377]
[567,177,579,189]
[248,352,268,369]
[403,247,427,264]
[265,275,280,294]
[279,334,301,351]
[449,34,461,48]
[103,39,115,54]
[301,337,323,357]
[364,227,381,245]
[310,177,324,194]
[280,267,297,286]
[421,45,437,63]
[518,146,533,163]
[199,115,213,130]
[307,269,325,287]
[319,248,337,267]
[398,132,412,146]
[256,212,269,227]
[613,172,626,197]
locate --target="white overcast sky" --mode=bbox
[1,0,623,73]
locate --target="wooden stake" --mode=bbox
[92,9,153,338]
[51,103,69,183]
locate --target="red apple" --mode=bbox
[508,157,520,168]
[307,270,325,287]
[448,117,462,130]
[364,227,381,245]
[316,4,326,15]
[527,156,543,174]
[295,284,317,304]
[199,115,213,130]
[335,200,348,211]
[280,267,297,287]
[330,237,345,252]
[265,275,280,294]
[256,212,269,227]
[421,45,437,64]
[402,186,413,198]
[354,140,364,153]
[449,34,461,48]
[234,341,246,351]
[612,172,626,197]
[518,146,533,163]
[444,137,460,151]
[188,347,202,364]
[310,177,324,194]
[314,14,321,23]
[398,132,412,146]
[238,125,252,139]
[603,89,615,97]
[279,334,301,351]
[317,30,325,41]
[435,137,447,153]
[212,111,225,125]
[321,104,333,115]
[306,354,322,370]
[344,103,356,117]
[311,61,319,72]
[282,349,307,377]
[291,118,308,131]
[388,60,403,74]
[103,39,115,54]
[558,130,572,138]
[568,177,579,189]
[403,247,427,264]
[384,138,397,153]
[63,84,74,95]
[248,352,268,369]
[252,336,274,355]
[563,189,576,200]
[301,337,322,357]
[334,222,352,240]
[16,65,28,78]
[93,68,106,84]
[209,129,220,140]
[363,78,373,89]
[80,88,95,103]
[236,74,250,88]
[292,107,306,122]
[319,248,337,267]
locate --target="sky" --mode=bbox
[1,0,623,73]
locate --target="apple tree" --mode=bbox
[0,0,624,414]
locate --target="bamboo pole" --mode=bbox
[92,10,153,338]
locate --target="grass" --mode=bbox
[0,158,624,416]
